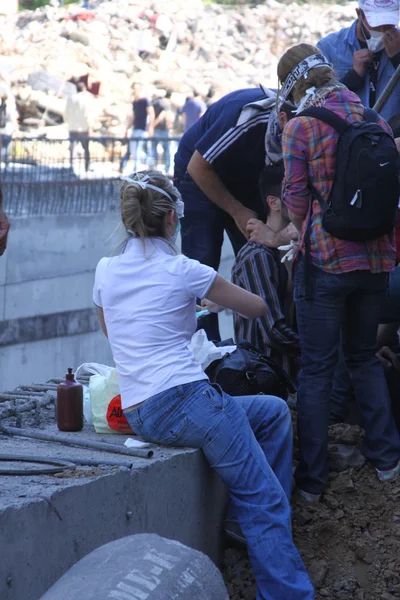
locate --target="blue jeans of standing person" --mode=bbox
[120,129,149,173]
[151,129,170,173]
[125,380,315,600]
[294,256,400,495]
[381,266,400,324]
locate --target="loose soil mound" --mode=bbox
[223,425,400,600]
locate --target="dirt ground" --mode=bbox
[223,424,400,600]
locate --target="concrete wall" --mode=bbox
[0,214,121,391]
[0,444,227,600]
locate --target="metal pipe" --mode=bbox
[45,456,134,469]
[0,453,76,476]
[1,425,154,459]
[373,65,400,113]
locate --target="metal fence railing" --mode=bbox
[0,135,182,217]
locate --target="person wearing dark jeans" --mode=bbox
[69,131,90,172]
[280,44,400,500]
[294,260,400,493]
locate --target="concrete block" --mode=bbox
[0,433,227,600]
[40,534,229,600]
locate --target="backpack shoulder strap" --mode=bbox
[363,107,379,123]
[298,107,347,135]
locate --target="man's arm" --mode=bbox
[187,150,256,238]
[317,37,372,93]
[146,105,155,136]
[246,220,298,247]
[288,211,304,232]
[235,250,301,356]
[282,118,311,227]
[125,114,133,136]
[383,29,400,67]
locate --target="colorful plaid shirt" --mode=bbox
[282,89,396,274]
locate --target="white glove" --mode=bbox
[278,240,299,263]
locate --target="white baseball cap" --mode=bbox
[359,0,399,27]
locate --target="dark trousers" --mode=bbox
[69,131,90,172]
[177,178,246,341]
[294,257,400,494]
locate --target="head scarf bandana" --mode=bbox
[278,53,331,109]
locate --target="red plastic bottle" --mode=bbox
[57,368,83,432]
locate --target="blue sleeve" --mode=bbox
[194,107,239,163]
[317,37,333,62]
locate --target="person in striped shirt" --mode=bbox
[279,43,400,502]
[232,162,300,381]
[203,161,300,382]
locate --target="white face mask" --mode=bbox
[362,20,385,52]
[172,219,181,244]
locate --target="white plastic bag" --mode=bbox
[188,329,236,371]
[75,362,133,434]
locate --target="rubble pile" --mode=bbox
[0,0,356,137]
[223,423,400,600]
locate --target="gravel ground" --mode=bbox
[223,423,400,600]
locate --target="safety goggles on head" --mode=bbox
[121,175,185,218]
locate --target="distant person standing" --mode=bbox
[318,0,400,122]
[151,90,173,173]
[180,90,207,132]
[64,82,93,172]
[120,83,154,173]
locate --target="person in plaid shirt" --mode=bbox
[279,43,400,501]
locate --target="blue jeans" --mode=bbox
[381,266,400,324]
[125,380,314,600]
[294,257,400,494]
[330,351,354,422]
[151,129,171,173]
[120,129,149,172]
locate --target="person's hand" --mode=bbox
[246,219,271,244]
[232,206,257,239]
[395,138,400,154]
[246,220,298,247]
[201,299,223,314]
[353,49,374,77]
[383,29,400,59]
[376,346,400,371]
[0,208,10,256]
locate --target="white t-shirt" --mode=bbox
[64,91,94,132]
[93,237,217,410]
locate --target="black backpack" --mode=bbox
[299,107,399,242]
[205,340,296,400]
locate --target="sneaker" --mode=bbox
[376,459,400,482]
[224,519,246,547]
[296,489,321,503]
